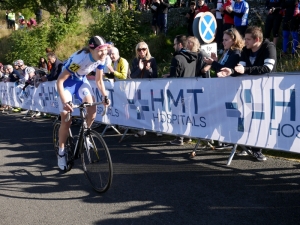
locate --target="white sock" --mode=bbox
[59,147,65,155]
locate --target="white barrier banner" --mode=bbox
[0,74,299,153]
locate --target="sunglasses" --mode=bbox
[138,48,147,52]
[226,28,236,39]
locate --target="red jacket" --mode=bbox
[223,0,234,24]
[195,4,210,17]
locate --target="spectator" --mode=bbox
[195,0,210,15]
[131,41,158,79]
[13,60,23,75]
[18,60,29,83]
[185,1,197,36]
[27,18,37,29]
[281,0,299,56]
[45,52,63,81]
[131,42,158,137]
[168,35,198,78]
[102,52,112,77]
[169,35,197,146]
[106,47,130,80]
[150,0,160,35]
[6,65,22,83]
[219,26,276,161]
[18,12,24,24]
[8,10,16,30]
[45,48,53,72]
[0,63,4,81]
[2,66,9,82]
[264,0,283,46]
[204,28,243,76]
[19,18,26,29]
[226,0,249,37]
[222,0,234,31]
[187,36,211,78]
[5,10,9,29]
[22,67,36,91]
[157,0,170,35]
[38,57,48,70]
[140,0,146,10]
[211,0,225,54]
[106,41,114,55]
[35,7,42,23]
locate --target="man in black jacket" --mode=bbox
[169,34,198,78]
[218,26,276,161]
[44,52,63,81]
[168,34,197,145]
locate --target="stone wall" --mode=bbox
[136,7,190,29]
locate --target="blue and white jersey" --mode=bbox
[63,50,105,81]
[233,0,249,26]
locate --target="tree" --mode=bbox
[0,0,87,22]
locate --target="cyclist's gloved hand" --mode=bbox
[63,101,73,112]
[104,96,110,106]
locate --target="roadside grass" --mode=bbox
[263,149,300,162]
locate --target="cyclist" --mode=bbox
[56,36,110,170]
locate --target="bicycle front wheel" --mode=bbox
[81,130,113,193]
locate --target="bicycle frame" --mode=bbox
[69,107,89,160]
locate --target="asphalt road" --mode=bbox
[0,113,299,225]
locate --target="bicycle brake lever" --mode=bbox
[102,105,107,116]
[65,112,71,122]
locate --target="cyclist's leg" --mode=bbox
[57,90,73,170]
[78,81,96,128]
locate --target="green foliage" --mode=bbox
[5,27,49,66]
[0,0,85,23]
[48,14,79,49]
[89,9,141,59]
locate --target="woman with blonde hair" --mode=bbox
[130,41,158,137]
[131,41,158,79]
[204,28,244,76]
[187,36,211,78]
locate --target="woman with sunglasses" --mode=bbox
[131,41,158,137]
[56,36,110,171]
[203,28,244,77]
[131,42,158,79]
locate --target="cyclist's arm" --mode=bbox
[95,68,107,98]
[57,69,71,105]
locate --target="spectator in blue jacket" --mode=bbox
[226,0,249,37]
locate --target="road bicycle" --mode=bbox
[53,102,113,193]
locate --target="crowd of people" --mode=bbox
[183,0,300,56]
[5,9,40,30]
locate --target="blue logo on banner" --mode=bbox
[127,89,149,120]
[225,89,296,132]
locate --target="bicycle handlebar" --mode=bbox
[65,102,107,122]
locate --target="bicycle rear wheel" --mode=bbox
[52,121,75,171]
[81,130,113,193]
